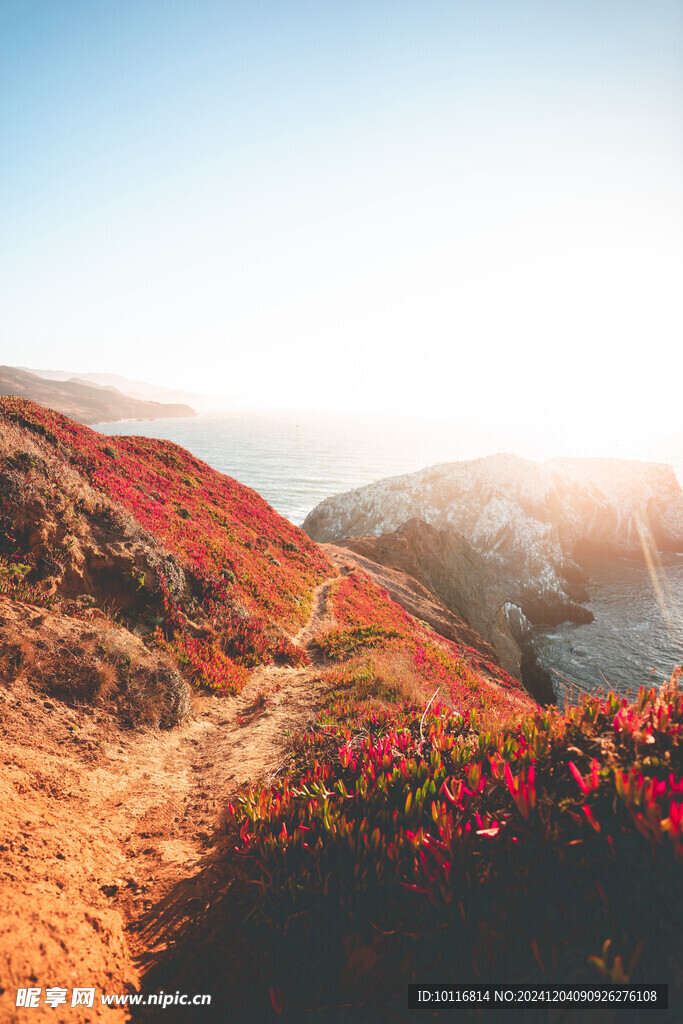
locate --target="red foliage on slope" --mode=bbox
[226,673,683,1015]
[0,397,333,692]
[317,568,535,717]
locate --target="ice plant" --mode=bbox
[0,397,332,693]
[224,669,682,1014]
[504,762,536,819]
[568,758,600,795]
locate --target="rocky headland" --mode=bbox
[303,452,683,632]
[0,365,197,424]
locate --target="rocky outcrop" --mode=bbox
[502,602,555,705]
[303,453,683,628]
[0,445,193,626]
[329,519,555,703]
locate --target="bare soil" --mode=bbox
[0,579,337,1023]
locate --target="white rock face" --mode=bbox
[303,454,683,626]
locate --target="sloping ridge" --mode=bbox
[326,517,555,703]
[0,366,197,424]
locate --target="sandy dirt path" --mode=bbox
[1,577,337,1023]
[101,576,338,972]
[101,575,334,900]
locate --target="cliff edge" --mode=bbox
[303,452,683,627]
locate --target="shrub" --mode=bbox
[0,602,191,728]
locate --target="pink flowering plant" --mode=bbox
[316,568,535,716]
[0,398,331,692]
[226,670,682,1015]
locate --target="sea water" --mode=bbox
[95,409,503,525]
[532,554,683,696]
[96,409,683,696]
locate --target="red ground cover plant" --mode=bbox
[317,568,535,717]
[227,670,683,1019]
[0,397,331,692]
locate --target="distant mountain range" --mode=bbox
[1,366,197,424]
[23,367,204,406]
[23,367,240,414]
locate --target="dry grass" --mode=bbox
[362,650,433,706]
[0,598,191,728]
[321,650,451,711]
[319,650,527,741]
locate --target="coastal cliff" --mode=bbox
[0,365,197,424]
[303,452,683,627]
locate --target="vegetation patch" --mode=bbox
[317,569,535,718]
[0,597,190,728]
[0,397,333,694]
[224,671,683,1018]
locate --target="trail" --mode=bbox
[0,576,338,1023]
[101,576,338,964]
[293,574,336,658]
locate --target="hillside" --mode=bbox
[303,452,683,627]
[0,401,681,1022]
[0,396,335,690]
[0,366,197,424]
[0,399,536,1020]
[24,368,220,413]
[327,517,555,703]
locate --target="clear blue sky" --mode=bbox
[1,1,682,453]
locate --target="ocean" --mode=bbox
[96,408,505,525]
[532,554,683,697]
[96,409,683,697]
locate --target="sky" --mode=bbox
[1,0,682,458]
